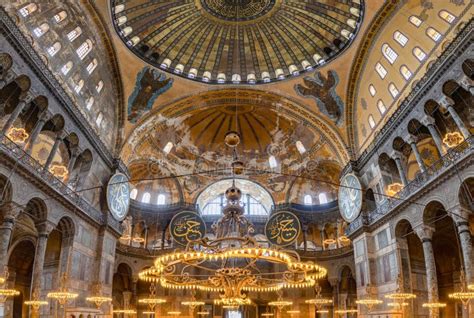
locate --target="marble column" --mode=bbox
[416,226,439,318]
[407,136,427,173]
[329,278,340,316]
[458,74,473,95]
[43,133,63,171]
[0,71,15,89]
[1,95,32,135]
[439,96,470,139]
[421,116,445,156]
[450,207,473,285]
[24,113,48,154]
[0,204,21,269]
[392,152,408,186]
[66,148,79,181]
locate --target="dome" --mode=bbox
[111,0,364,84]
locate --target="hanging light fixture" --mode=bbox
[334,309,358,315]
[138,284,166,311]
[443,131,464,148]
[85,283,112,308]
[47,273,79,306]
[268,292,293,312]
[25,290,48,313]
[356,285,383,311]
[0,268,20,303]
[305,284,333,311]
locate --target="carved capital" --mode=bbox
[0,202,22,222]
[438,95,454,108]
[35,221,55,237]
[405,135,417,145]
[416,226,435,242]
[420,115,436,127]
[390,150,404,161]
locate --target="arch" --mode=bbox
[422,200,447,225]
[458,177,474,209]
[0,53,13,76]
[24,197,48,222]
[43,114,65,133]
[56,216,76,239]
[0,173,13,206]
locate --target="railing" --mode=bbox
[347,136,473,235]
[0,135,121,232]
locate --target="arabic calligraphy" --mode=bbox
[107,174,130,221]
[265,212,301,246]
[170,211,206,246]
[338,174,362,222]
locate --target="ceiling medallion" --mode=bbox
[200,0,276,22]
[139,184,326,306]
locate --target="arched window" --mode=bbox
[400,65,412,80]
[368,115,376,129]
[163,141,173,154]
[382,44,398,64]
[19,3,38,17]
[96,81,104,93]
[141,192,151,204]
[53,11,68,23]
[86,59,98,74]
[426,27,442,42]
[74,79,84,93]
[61,61,73,75]
[130,188,138,200]
[409,15,423,27]
[157,194,166,205]
[268,155,277,168]
[439,10,456,24]
[67,27,82,42]
[76,40,93,60]
[377,100,386,115]
[96,112,103,126]
[375,62,387,79]
[413,47,426,61]
[304,195,313,205]
[86,97,94,110]
[319,193,328,204]
[33,23,49,37]
[47,42,61,57]
[295,140,306,154]
[393,31,408,47]
[388,83,399,98]
[369,84,376,97]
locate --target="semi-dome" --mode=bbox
[111,0,364,84]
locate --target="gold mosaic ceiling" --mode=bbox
[111,0,364,84]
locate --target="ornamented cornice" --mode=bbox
[0,8,116,168]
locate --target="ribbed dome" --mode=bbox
[111,0,364,84]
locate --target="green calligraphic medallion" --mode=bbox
[170,211,207,246]
[106,173,130,221]
[265,211,301,246]
[338,173,363,223]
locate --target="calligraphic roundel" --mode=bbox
[338,173,363,223]
[265,211,301,246]
[170,211,207,246]
[106,173,131,221]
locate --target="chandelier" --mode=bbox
[113,309,137,315]
[305,284,333,309]
[448,271,474,309]
[24,290,48,312]
[47,274,79,305]
[197,311,210,316]
[268,291,293,312]
[334,309,358,315]
[85,283,112,308]
[0,268,20,303]
[356,285,383,311]
[139,182,326,307]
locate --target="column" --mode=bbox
[0,204,21,269]
[0,71,15,89]
[416,226,439,318]
[320,226,326,251]
[66,148,79,178]
[406,136,427,172]
[1,94,32,135]
[25,113,48,154]
[439,96,470,139]
[43,132,63,171]
[392,152,408,186]
[450,207,473,285]
[329,278,340,316]
[457,74,473,95]
[421,116,445,156]
[302,225,308,252]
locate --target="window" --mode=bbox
[86,59,98,74]
[375,62,387,79]
[382,44,398,64]
[67,27,82,42]
[141,192,151,204]
[369,84,376,97]
[319,193,328,204]
[156,194,166,205]
[33,23,49,37]
[368,115,376,129]
[54,11,68,23]
[130,188,138,200]
[426,27,442,42]
[409,15,423,27]
[377,100,386,115]
[47,42,61,56]
[227,311,243,318]
[400,65,412,80]
[376,252,397,284]
[295,140,306,154]
[96,81,104,93]
[61,61,73,75]
[96,112,103,126]
[19,3,38,17]
[74,79,84,93]
[389,83,399,98]
[202,193,268,215]
[304,195,312,205]
[393,31,408,47]
[86,97,94,110]
[163,141,173,154]
[268,155,277,168]
[76,40,93,60]
[413,47,427,61]
[439,10,456,24]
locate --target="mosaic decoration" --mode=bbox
[265,211,301,246]
[127,67,173,123]
[295,70,344,126]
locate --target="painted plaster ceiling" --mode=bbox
[111,0,364,84]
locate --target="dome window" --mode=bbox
[319,193,328,204]
[117,16,127,26]
[61,61,73,75]
[174,64,184,74]
[217,73,226,83]
[368,115,376,129]
[33,23,49,37]
[114,4,125,14]
[268,156,277,168]
[261,71,271,83]
[296,141,306,154]
[304,195,312,205]
[86,59,98,75]
[426,27,442,42]
[377,100,387,115]
[163,142,173,154]
[382,44,398,64]
[161,58,172,69]
[121,26,133,37]
[375,62,387,79]
[369,84,376,97]
[76,40,93,60]
[188,68,198,79]
[86,97,94,110]
[388,83,399,98]
[247,73,256,84]
[393,31,408,47]
[439,10,456,24]
[400,65,412,80]
[232,74,241,83]
[157,194,166,205]
[409,15,423,27]
[413,47,427,61]
[301,60,312,70]
[202,71,212,82]
[74,79,84,94]
[19,3,38,17]
[47,42,61,56]
[141,192,151,204]
[53,11,68,23]
[67,27,82,42]
[96,81,104,93]
[130,188,138,200]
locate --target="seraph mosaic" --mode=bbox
[127,67,173,123]
[295,70,344,126]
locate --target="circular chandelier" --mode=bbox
[113,309,137,314]
[24,299,48,310]
[335,309,358,314]
[469,284,474,290]
[305,284,333,310]
[197,311,210,316]
[47,274,78,305]
[138,283,167,311]
[356,285,383,311]
[139,183,326,307]
[422,302,447,309]
[85,283,112,308]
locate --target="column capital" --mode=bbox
[0,202,23,223]
[20,93,34,105]
[448,205,471,225]
[35,221,55,237]
[438,95,455,108]
[56,130,67,140]
[327,277,340,287]
[416,226,435,242]
[420,115,436,127]
[390,150,404,161]
[405,135,417,145]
